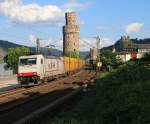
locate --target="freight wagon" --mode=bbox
[17,54,85,86]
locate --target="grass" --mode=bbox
[96,71,110,79]
[40,62,150,124]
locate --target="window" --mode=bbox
[20,58,36,65]
[28,58,36,65]
[20,59,27,65]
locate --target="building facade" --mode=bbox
[63,12,80,56]
[116,52,143,62]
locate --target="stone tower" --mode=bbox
[121,36,130,47]
[63,12,80,56]
[90,48,98,60]
[119,36,130,51]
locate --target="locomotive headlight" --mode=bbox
[33,72,37,75]
[18,73,22,76]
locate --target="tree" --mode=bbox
[100,50,121,70]
[5,47,30,74]
[141,52,150,61]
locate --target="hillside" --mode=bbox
[0,40,22,57]
[0,40,63,57]
[0,40,22,51]
[0,40,89,60]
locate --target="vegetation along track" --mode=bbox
[0,70,96,124]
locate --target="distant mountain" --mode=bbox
[80,51,90,59]
[40,47,63,57]
[0,40,22,56]
[0,40,63,57]
[0,40,89,60]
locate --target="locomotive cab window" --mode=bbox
[28,58,36,65]
[19,59,27,65]
[20,58,36,65]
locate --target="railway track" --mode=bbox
[0,70,96,124]
[0,87,25,98]
[0,71,83,103]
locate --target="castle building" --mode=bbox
[119,36,150,53]
[116,36,150,62]
[63,12,80,56]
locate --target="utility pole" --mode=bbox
[36,38,40,54]
[96,36,100,61]
[96,36,102,71]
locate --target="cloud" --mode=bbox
[79,37,113,51]
[124,23,144,34]
[0,0,65,24]
[63,0,92,11]
[29,34,37,43]
[0,0,91,24]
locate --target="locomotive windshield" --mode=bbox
[19,58,37,65]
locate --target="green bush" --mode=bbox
[100,51,122,71]
[141,52,150,61]
[48,62,150,124]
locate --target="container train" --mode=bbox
[17,54,85,86]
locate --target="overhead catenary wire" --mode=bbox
[26,24,97,50]
[1,24,97,51]
[13,22,97,50]
[79,38,96,48]
[19,25,61,47]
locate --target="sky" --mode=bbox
[0,0,150,51]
